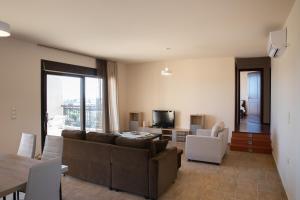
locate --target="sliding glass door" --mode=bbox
[46,75,82,136]
[43,72,103,137]
[85,77,103,132]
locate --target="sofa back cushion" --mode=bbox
[62,130,85,140]
[115,137,153,150]
[152,139,169,154]
[86,132,117,144]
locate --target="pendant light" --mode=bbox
[0,21,11,37]
[161,67,172,76]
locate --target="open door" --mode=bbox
[247,72,261,119]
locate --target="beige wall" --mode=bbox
[121,58,235,139]
[117,63,128,131]
[0,38,98,155]
[271,0,300,199]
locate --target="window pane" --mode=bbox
[85,77,103,132]
[47,75,81,136]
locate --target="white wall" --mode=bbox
[0,38,97,155]
[122,58,235,139]
[271,0,300,199]
[240,71,249,106]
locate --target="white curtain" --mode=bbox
[107,61,120,132]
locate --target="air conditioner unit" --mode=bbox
[267,28,287,58]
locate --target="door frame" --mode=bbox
[235,68,264,129]
[41,60,97,150]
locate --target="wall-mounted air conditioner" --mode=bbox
[267,28,287,58]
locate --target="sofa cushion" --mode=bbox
[211,121,225,137]
[62,130,85,140]
[115,137,153,150]
[86,132,118,144]
[153,139,169,154]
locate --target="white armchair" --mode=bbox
[185,126,229,164]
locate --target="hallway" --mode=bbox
[239,114,270,134]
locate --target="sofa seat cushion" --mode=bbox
[86,132,118,144]
[115,137,153,150]
[62,130,85,140]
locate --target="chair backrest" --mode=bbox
[24,158,61,200]
[41,135,63,162]
[17,133,36,159]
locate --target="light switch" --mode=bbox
[11,107,17,120]
[288,112,291,124]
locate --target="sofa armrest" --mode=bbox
[149,147,177,199]
[185,135,223,163]
[186,135,222,151]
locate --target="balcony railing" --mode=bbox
[61,104,103,129]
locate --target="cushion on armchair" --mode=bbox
[211,121,225,137]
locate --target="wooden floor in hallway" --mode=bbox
[238,114,270,134]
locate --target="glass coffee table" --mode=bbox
[119,131,162,140]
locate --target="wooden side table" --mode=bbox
[172,129,190,142]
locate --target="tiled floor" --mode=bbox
[4,144,287,200]
[62,144,286,200]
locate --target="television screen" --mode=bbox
[152,110,175,128]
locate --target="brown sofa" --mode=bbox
[62,131,181,200]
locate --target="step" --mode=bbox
[230,131,272,154]
[230,144,272,154]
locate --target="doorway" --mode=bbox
[234,57,271,134]
[239,71,263,132]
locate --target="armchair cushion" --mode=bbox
[196,129,211,136]
[211,121,225,137]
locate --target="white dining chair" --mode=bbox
[7,133,36,200]
[24,158,61,200]
[41,135,67,200]
[41,135,68,173]
[17,133,36,159]
[41,135,63,162]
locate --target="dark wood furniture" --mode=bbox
[230,132,272,154]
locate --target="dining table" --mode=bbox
[0,153,41,198]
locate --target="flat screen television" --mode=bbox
[152,110,175,128]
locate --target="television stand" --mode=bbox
[138,127,190,142]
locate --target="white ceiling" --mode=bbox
[0,0,295,63]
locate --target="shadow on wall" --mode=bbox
[204,115,217,129]
[271,127,278,160]
[174,111,181,128]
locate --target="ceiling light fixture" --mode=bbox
[161,67,172,76]
[0,21,11,37]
